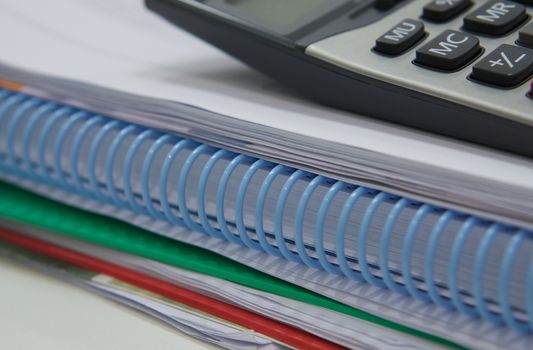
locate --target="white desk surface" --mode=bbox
[0,256,216,350]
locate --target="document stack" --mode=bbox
[0,1,532,349]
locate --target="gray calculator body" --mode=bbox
[146,0,533,158]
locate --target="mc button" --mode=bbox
[415,30,481,71]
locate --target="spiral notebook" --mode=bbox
[1,1,533,349]
[0,87,532,350]
[2,0,533,230]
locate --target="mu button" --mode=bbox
[375,19,425,55]
[415,30,481,71]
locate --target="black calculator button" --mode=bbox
[422,0,472,23]
[374,19,425,55]
[463,1,527,36]
[518,22,533,48]
[415,30,480,71]
[375,0,400,10]
[472,44,533,87]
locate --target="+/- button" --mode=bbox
[415,30,481,71]
[472,44,533,87]
[518,22,533,48]
[374,19,425,55]
[463,1,527,36]
[422,0,472,23]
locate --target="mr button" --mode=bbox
[463,1,527,36]
[415,30,480,71]
[472,44,533,87]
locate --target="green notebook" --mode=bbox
[0,181,465,349]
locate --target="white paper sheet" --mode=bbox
[1,219,438,350]
[0,256,218,350]
[0,241,287,350]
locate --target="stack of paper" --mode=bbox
[0,0,532,349]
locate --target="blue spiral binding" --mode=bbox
[14,99,46,177]
[25,103,59,182]
[53,111,88,190]
[88,119,123,202]
[40,107,73,186]
[0,93,26,173]
[255,164,290,257]
[380,198,411,295]
[274,169,308,263]
[159,137,195,226]
[474,224,506,326]
[124,130,157,214]
[448,217,482,317]
[336,186,367,282]
[198,148,232,240]
[236,159,271,251]
[402,204,433,303]
[315,180,347,275]
[499,230,533,332]
[1,88,533,333]
[71,116,105,195]
[295,175,327,270]
[108,124,141,208]
[7,98,40,175]
[359,191,389,287]
[178,143,213,234]
[216,154,252,245]
[141,133,175,220]
[425,210,457,310]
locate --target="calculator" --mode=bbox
[146,0,533,158]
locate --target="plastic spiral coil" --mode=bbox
[0,88,532,333]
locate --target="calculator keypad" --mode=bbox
[371,0,533,87]
[463,1,527,36]
[422,0,472,23]
[307,0,533,127]
[471,44,533,86]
